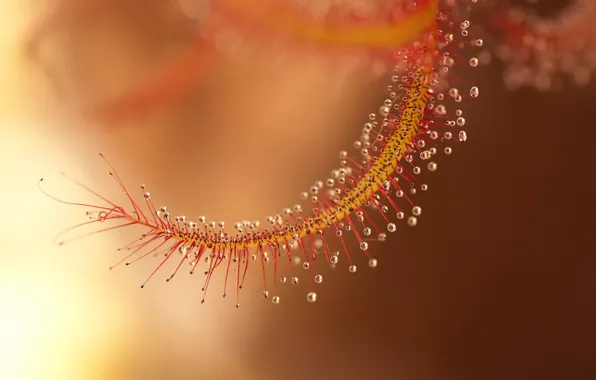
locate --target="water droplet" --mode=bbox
[379,106,390,117]
[470,86,479,98]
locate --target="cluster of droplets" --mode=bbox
[224,9,479,306]
[260,12,482,304]
[486,0,596,90]
[359,16,479,160]
[66,2,481,308]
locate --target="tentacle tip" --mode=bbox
[140,284,144,289]
[56,241,64,247]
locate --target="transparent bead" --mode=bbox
[470,86,479,98]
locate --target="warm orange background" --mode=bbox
[1,1,594,380]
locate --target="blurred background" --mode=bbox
[0,1,594,379]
